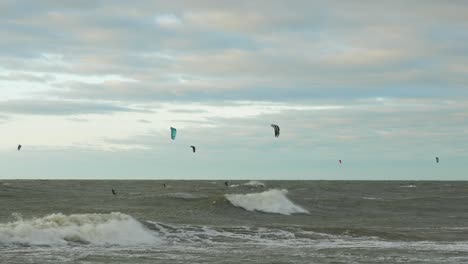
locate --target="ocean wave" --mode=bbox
[145,222,468,253]
[400,185,417,188]
[147,222,317,245]
[243,181,266,187]
[225,189,309,215]
[162,192,208,199]
[362,197,383,200]
[0,212,159,246]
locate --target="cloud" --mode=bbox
[68,117,89,122]
[137,119,152,123]
[0,99,151,115]
[0,72,55,83]
[0,114,9,123]
[0,0,467,102]
[155,14,182,28]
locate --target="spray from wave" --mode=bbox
[225,189,309,215]
[243,181,265,187]
[0,212,159,246]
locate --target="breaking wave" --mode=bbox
[362,197,383,200]
[243,181,266,187]
[225,189,309,215]
[162,192,208,199]
[0,212,159,246]
[145,222,468,253]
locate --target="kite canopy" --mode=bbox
[170,127,177,140]
[17,145,21,151]
[190,146,196,153]
[339,160,342,164]
[436,157,439,163]
[271,124,280,137]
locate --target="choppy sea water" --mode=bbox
[0,180,467,263]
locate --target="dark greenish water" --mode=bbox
[0,180,467,263]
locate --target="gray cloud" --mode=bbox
[1,72,55,83]
[0,114,9,123]
[1,1,467,102]
[67,117,90,122]
[137,119,152,124]
[0,99,151,115]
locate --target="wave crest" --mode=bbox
[0,212,159,246]
[243,181,265,187]
[225,189,309,215]
[162,192,208,199]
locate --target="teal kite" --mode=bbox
[170,127,177,140]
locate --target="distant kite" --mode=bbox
[190,146,196,153]
[339,160,342,164]
[17,145,21,151]
[436,157,439,163]
[271,124,280,137]
[170,127,177,140]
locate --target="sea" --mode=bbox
[0,180,467,263]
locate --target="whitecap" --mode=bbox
[243,181,266,187]
[162,192,207,199]
[225,189,309,215]
[0,212,159,246]
[362,197,383,200]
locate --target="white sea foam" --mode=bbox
[243,181,265,187]
[146,221,468,253]
[148,222,306,245]
[0,212,159,246]
[362,197,383,200]
[162,192,207,199]
[400,185,417,188]
[225,189,309,215]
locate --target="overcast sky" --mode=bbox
[0,0,467,179]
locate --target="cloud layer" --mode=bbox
[1,1,468,101]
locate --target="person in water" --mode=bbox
[224,181,229,187]
[112,188,116,195]
[163,183,166,188]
